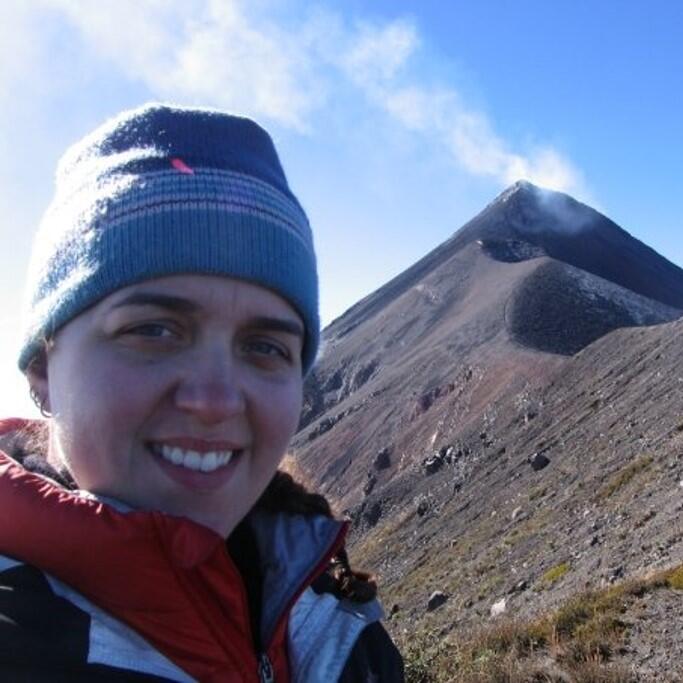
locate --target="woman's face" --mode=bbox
[31,275,304,537]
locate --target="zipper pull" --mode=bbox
[258,652,275,683]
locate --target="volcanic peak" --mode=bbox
[458,180,683,310]
[326,181,683,342]
[474,179,602,240]
[491,178,544,204]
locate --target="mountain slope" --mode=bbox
[295,184,682,509]
[291,181,683,680]
[355,315,683,681]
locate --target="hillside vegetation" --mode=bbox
[401,563,683,682]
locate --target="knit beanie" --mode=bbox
[19,103,319,374]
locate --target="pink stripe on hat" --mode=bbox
[170,158,194,174]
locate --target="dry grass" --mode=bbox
[402,562,683,683]
[666,565,683,590]
[541,562,570,586]
[528,485,548,502]
[597,454,653,500]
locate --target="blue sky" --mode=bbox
[1,0,681,416]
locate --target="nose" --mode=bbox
[174,350,246,425]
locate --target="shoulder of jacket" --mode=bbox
[0,554,195,682]
[337,620,405,682]
[287,586,390,682]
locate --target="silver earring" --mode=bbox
[29,387,51,418]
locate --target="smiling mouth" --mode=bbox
[148,442,238,473]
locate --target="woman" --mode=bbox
[0,104,403,682]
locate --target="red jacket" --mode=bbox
[0,419,347,682]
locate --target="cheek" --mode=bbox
[49,350,167,455]
[54,361,133,423]
[258,381,302,454]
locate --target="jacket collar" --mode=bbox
[0,417,348,648]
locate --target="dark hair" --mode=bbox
[258,470,377,603]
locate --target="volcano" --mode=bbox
[291,182,683,678]
[327,180,683,339]
[293,181,682,504]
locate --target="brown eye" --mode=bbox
[244,338,290,360]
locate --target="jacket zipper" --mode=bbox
[246,520,349,682]
[262,521,349,650]
[258,652,275,683]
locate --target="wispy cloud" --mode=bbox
[41,0,325,130]
[10,0,586,194]
[0,1,46,101]
[332,20,585,194]
[339,18,419,86]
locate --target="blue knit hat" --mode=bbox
[19,103,319,373]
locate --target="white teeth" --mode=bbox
[200,452,217,473]
[157,444,234,473]
[184,450,201,470]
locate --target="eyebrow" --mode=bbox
[248,316,305,339]
[109,292,199,314]
[109,292,305,338]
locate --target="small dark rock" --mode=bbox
[373,447,392,470]
[508,580,528,594]
[362,501,383,527]
[427,591,449,611]
[363,474,377,496]
[607,565,624,583]
[309,413,344,441]
[424,452,445,475]
[417,498,430,517]
[529,452,550,471]
[439,445,455,462]
[318,417,334,434]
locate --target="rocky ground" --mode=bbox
[348,318,683,681]
[623,586,683,681]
